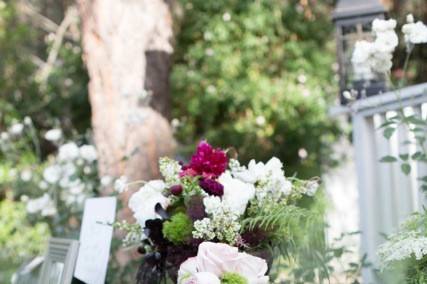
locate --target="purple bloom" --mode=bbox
[181,140,228,179]
[199,178,224,196]
[186,195,207,221]
[170,184,183,196]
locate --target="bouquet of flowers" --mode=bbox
[115,141,319,283]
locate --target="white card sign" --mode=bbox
[74,197,116,284]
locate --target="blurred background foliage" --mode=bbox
[0,0,426,282]
[171,0,339,178]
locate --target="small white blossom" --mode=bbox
[304,180,319,196]
[402,18,427,45]
[43,165,61,184]
[26,194,56,216]
[159,157,181,186]
[58,142,79,161]
[9,123,24,135]
[44,129,62,141]
[79,145,97,162]
[352,18,398,76]
[23,116,32,125]
[101,175,112,187]
[114,176,128,193]
[0,132,9,141]
[20,170,32,182]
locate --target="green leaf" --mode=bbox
[401,163,411,175]
[383,127,396,139]
[399,154,409,161]
[412,152,424,161]
[380,156,397,163]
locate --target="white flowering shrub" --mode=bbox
[0,119,103,235]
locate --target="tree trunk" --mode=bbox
[78,0,175,189]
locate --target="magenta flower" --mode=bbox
[182,141,228,179]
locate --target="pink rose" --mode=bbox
[178,242,269,284]
[182,272,221,284]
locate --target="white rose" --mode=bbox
[219,171,255,215]
[128,180,169,227]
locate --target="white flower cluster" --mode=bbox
[378,231,427,269]
[402,14,427,48]
[26,142,98,215]
[0,117,32,142]
[159,157,182,186]
[193,196,241,244]
[231,157,292,203]
[26,193,57,216]
[352,19,398,78]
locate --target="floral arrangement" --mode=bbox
[115,141,319,283]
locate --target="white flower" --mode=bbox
[372,18,397,34]
[0,132,9,141]
[232,157,291,200]
[79,145,97,162]
[83,166,92,174]
[100,175,112,187]
[26,194,56,216]
[23,116,32,125]
[39,180,48,189]
[402,20,427,45]
[9,123,24,135]
[159,157,181,186]
[114,176,128,193]
[218,171,255,215]
[20,170,32,182]
[58,142,79,161]
[128,180,169,227]
[378,231,427,268]
[407,14,415,24]
[203,196,222,215]
[304,181,319,196]
[44,129,62,141]
[352,18,398,76]
[43,165,61,184]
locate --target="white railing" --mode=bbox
[331,82,427,283]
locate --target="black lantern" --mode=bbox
[333,0,388,104]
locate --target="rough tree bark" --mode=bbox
[77,0,175,189]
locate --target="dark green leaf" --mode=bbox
[383,127,396,139]
[399,154,409,161]
[401,163,411,175]
[380,156,397,163]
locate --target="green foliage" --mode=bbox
[172,0,339,178]
[162,212,193,244]
[0,200,49,282]
[0,1,90,143]
[221,272,248,284]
